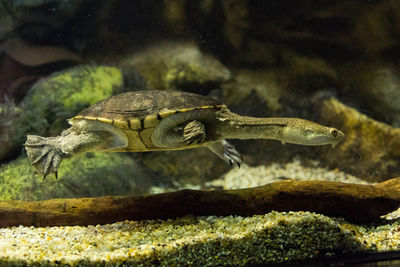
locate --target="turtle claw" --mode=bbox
[223,141,242,168]
[25,135,65,180]
[207,140,242,168]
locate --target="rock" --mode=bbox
[0,38,83,106]
[2,38,82,67]
[121,41,231,93]
[0,51,38,104]
[222,68,283,112]
[340,63,400,126]
[316,97,400,181]
[12,65,124,150]
[0,152,155,201]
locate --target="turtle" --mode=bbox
[24,90,344,179]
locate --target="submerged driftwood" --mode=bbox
[1,178,400,227]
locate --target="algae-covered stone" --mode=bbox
[222,68,283,112]
[122,41,231,91]
[317,97,400,181]
[13,65,124,147]
[0,152,154,201]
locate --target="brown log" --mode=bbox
[1,178,400,227]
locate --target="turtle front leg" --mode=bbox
[207,140,242,167]
[182,120,206,145]
[152,111,207,148]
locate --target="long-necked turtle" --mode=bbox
[25,90,344,179]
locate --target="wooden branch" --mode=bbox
[1,178,400,227]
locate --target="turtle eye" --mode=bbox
[331,129,338,137]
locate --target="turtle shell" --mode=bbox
[70,90,224,151]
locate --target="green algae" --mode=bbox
[12,65,124,148]
[49,66,123,109]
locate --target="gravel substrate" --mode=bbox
[1,159,399,266]
[208,158,370,189]
[1,212,400,266]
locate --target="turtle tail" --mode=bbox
[24,135,66,180]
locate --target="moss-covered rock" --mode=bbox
[0,152,154,201]
[13,65,124,149]
[122,41,231,92]
[316,97,400,182]
[222,68,284,112]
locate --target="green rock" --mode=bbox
[122,41,231,90]
[317,97,400,182]
[0,152,153,201]
[13,65,124,148]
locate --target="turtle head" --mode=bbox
[306,126,344,148]
[288,120,345,148]
[24,135,66,180]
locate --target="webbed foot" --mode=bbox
[24,135,66,180]
[207,140,242,167]
[182,120,206,145]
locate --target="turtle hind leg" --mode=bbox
[207,140,242,167]
[24,135,66,180]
